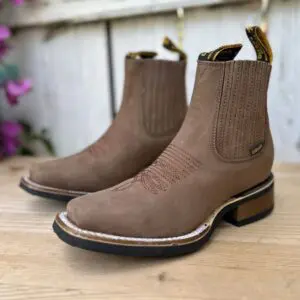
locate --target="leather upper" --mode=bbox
[67,59,274,238]
[30,58,187,192]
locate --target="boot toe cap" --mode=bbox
[29,157,81,190]
[66,197,84,228]
[66,195,103,231]
[66,192,136,236]
[65,189,183,238]
[29,161,53,186]
[29,159,70,189]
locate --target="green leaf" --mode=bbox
[0,64,19,84]
[18,146,35,156]
[0,65,7,84]
[4,64,19,81]
[41,137,55,155]
[15,119,56,156]
[18,120,33,135]
[30,133,56,155]
[36,135,55,155]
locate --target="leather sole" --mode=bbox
[53,174,274,257]
[19,176,86,202]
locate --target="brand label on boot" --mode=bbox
[250,142,265,156]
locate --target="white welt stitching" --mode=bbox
[58,178,273,243]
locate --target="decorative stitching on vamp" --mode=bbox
[113,144,201,194]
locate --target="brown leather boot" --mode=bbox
[54,26,274,257]
[20,38,188,201]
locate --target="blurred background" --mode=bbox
[0,0,299,161]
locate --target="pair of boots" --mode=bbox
[20,26,275,257]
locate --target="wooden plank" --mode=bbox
[0,25,111,156]
[1,0,250,27]
[0,157,300,299]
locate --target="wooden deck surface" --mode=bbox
[0,157,299,300]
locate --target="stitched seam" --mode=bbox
[113,144,200,194]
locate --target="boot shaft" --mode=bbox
[177,26,274,166]
[116,38,187,138]
[120,58,187,137]
[215,60,271,161]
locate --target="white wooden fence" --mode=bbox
[1,0,300,162]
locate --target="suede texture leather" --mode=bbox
[67,59,274,238]
[29,58,187,192]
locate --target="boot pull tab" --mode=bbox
[126,51,157,59]
[163,37,187,61]
[246,26,273,63]
[198,44,242,62]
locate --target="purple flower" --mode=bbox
[0,0,25,8]
[0,121,23,156]
[11,0,25,5]
[5,79,32,106]
[0,25,11,41]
